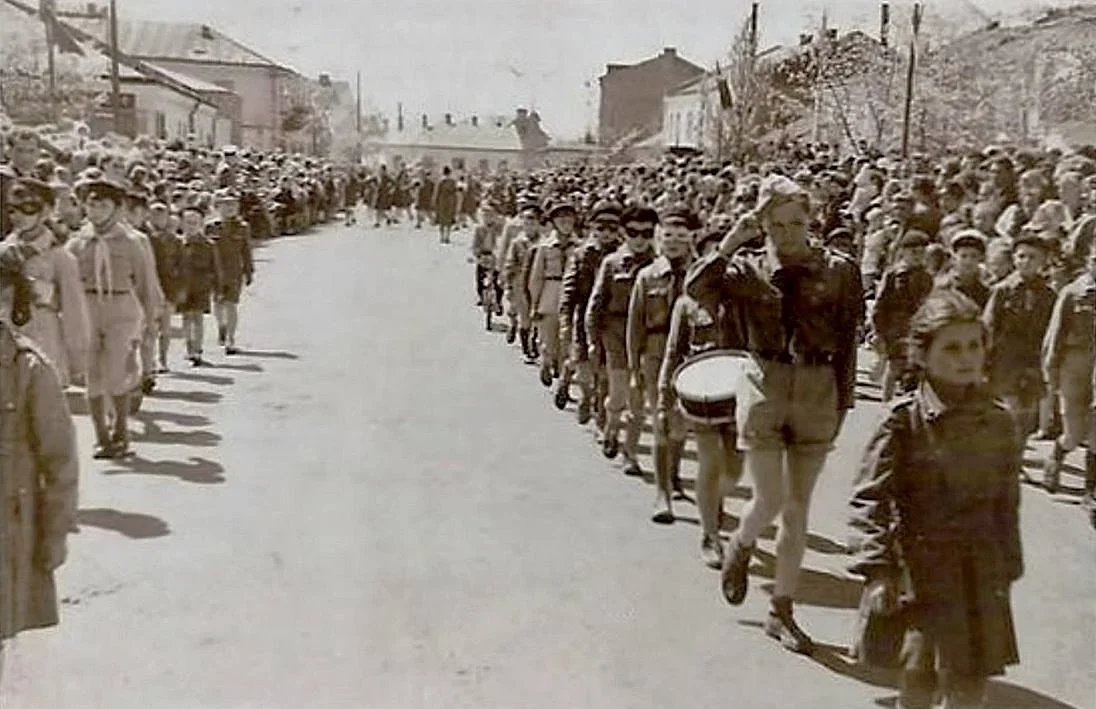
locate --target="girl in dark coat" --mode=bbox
[849,288,1023,709]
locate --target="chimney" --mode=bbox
[471,115,478,127]
[421,113,428,129]
[663,47,676,56]
[444,113,453,126]
[799,32,814,46]
[516,108,529,119]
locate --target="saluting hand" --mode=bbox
[718,212,760,257]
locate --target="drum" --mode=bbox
[672,349,748,425]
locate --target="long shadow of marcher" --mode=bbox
[170,371,235,386]
[138,409,211,427]
[103,456,226,484]
[748,547,862,609]
[76,508,171,539]
[236,349,300,360]
[147,389,223,404]
[130,412,222,447]
[214,362,264,373]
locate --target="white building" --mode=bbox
[661,74,710,151]
[111,63,221,145]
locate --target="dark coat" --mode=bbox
[177,236,222,314]
[849,382,1023,677]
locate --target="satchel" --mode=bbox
[849,583,908,668]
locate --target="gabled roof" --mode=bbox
[603,48,706,78]
[666,73,709,97]
[65,17,295,71]
[144,62,235,94]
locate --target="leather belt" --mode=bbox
[756,349,834,366]
[543,276,561,281]
[85,290,132,295]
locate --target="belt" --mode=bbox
[543,276,561,282]
[85,289,132,296]
[646,326,669,335]
[756,349,834,366]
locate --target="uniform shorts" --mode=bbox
[737,357,839,453]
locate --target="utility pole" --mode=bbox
[900,3,923,158]
[880,2,891,48]
[108,0,123,135]
[42,0,58,122]
[749,2,759,64]
[356,70,362,134]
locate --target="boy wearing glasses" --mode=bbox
[586,206,658,473]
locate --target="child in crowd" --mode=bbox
[850,288,1023,709]
[873,229,934,400]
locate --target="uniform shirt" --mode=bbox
[148,228,184,303]
[559,238,613,358]
[1042,271,1095,381]
[627,255,690,371]
[585,245,655,347]
[528,231,575,316]
[211,218,254,285]
[685,244,863,410]
[935,270,990,309]
[873,263,934,358]
[502,230,539,298]
[658,294,746,414]
[66,222,156,316]
[983,271,1057,391]
[471,221,502,257]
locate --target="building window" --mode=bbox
[498,160,508,172]
[452,157,465,170]
[154,111,167,139]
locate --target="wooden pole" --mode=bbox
[43,0,58,122]
[880,2,890,48]
[108,0,123,135]
[900,3,922,158]
[749,3,759,63]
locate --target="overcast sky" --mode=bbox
[123,0,1072,139]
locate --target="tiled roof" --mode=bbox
[66,17,294,70]
[386,124,526,152]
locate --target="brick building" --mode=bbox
[597,47,705,148]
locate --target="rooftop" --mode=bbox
[387,123,526,152]
[66,16,295,70]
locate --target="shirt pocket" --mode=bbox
[645,286,670,330]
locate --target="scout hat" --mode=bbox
[8,178,55,211]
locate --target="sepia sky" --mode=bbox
[121,0,1074,139]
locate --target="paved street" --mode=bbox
[3,220,1093,709]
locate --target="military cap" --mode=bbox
[125,188,149,206]
[8,178,55,209]
[621,205,660,225]
[824,226,855,247]
[1013,231,1051,252]
[950,229,987,254]
[897,229,931,249]
[547,200,577,218]
[661,203,701,230]
[756,174,809,215]
[76,178,127,203]
[589,199,622,222]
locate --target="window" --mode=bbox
[155,111,167,139]
[498,160,508,172]
[452,157,465,170]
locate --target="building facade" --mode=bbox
[377,110,551,173]
[597,47,705,148]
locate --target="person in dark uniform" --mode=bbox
[176,205,222,367]
[873,229,934,401]
[210,190,254,355]
[415,170,435,228]
[586,205,658,473]
[559,199,622,424]
[433,167,459,244]
[687,175,862,655]
[146,201,183,371]
[936,229,990,308]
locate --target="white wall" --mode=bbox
[130,82,217,144]
[377,145,524,172]
[663,91,706,150]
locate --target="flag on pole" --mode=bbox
[715,62,733,110]
[40,0,85,55]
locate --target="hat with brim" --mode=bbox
[1013,232,1051,252]
[897,229,931,249]
[950,229,987,254]
[661,203,701,230]
[9,178,56,209]
[589,199,622,223]
[548,201,577,219]
[76,178,127,203]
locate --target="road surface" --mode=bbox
[3,220,1093,709]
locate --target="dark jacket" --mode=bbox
[873,263,934,359]
[177,235,222,312]
[849,383,1022,677]
[559,238,614,358]
[983,271,1056,395]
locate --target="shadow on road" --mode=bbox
[102,456,226,485]
[148,389,223,404]
[76,508,171,539]
[136,409,211,427]
[214,361,264,373]
[170,371,236,387]
[236,349,300,360]
[751,548,861,609]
